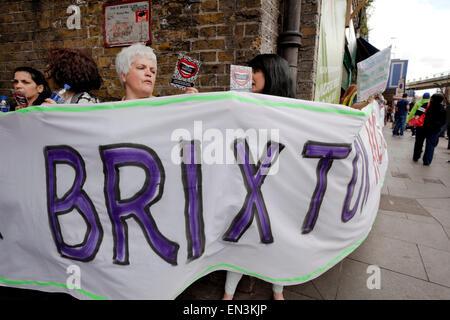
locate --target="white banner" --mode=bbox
[357,46,392,102]
[0,92,387,299]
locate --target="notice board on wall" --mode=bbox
[103,0,151,47]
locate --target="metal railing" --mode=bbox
[406,71,450,84]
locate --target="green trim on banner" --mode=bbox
[3,92,369,117]
[0,277,107,300]
[0,153,384,301]
[176,227,373,298]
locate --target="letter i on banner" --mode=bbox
[180,140,205,261]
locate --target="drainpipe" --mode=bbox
[279,0,302,95]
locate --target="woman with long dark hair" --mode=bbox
[222,54,295,301]
[413,93,446,165]
[247,53,295,98]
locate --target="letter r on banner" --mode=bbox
[100,144,179,266]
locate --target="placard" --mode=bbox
[357,46,392,102]
[103,0,151,48]
[12,90,29,109]
[170,54,201,90]
[230,65,252,92]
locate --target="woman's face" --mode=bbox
[122,55,157,99]
[252,69,265,94]
[13,71,43,105]
[44,65,59,91]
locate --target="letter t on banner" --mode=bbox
[301,142,352,234]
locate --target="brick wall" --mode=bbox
[0,0,284,102]
[296,0,321,100]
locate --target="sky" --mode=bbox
[367,0,450,95]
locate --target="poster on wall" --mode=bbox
[314,0,347,104]
[103,0,151,48]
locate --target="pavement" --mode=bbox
[178,124,450,300]
[1,124,449,301]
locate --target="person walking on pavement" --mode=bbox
[446,101,450,150]
[413,93,447,165]
[407,92,431,137]
[393,93,410,136]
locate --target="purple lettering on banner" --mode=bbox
[223,139,284,243]
[44,146,103,261]
[100,144,179,266]
[301,141,352,234]
[357,135,371,207]
[180,140,205,261]
[341,140,364,222]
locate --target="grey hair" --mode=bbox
[115,43,157,85]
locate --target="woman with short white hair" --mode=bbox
[115,43,197,100]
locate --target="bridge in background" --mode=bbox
[406,71,450,103]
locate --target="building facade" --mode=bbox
[0,0,365,103]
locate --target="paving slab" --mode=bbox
[388,182,450,199]
[311,261,343,300]
[418,245,450,288]
[416,198,450,228]
[379,195,430,216]
[378,209,407,219]
[405,213,440,225]
[348,232,428,280]
[336,259,450,300]
[371,212,450,252]
[283,281,321,300]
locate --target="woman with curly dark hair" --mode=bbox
[44,48,102,104]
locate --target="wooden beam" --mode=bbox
[345,0,352,27]
[349,0,368,23]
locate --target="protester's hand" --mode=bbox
[185,87,198,94]
[43,98,57,105]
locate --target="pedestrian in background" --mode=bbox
[407,92,430,137]
[413,93,446,165]
[393,93,410,136]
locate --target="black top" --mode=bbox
[423,102,446,134]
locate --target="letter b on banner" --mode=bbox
[44,146,103,262]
